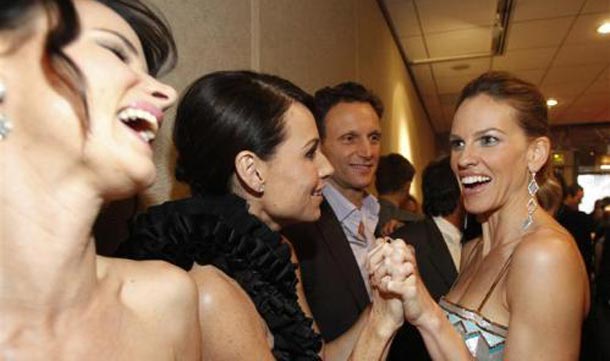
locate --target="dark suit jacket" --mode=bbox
[387,217,458,360]
[282,199,370,342]
[557,205,595,273]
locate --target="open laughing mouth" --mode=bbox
[117,108,160,144]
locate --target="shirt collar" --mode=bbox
[432,216,462,244]
[323,183,379,222]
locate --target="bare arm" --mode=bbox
[119,259,203,361]
[290,240,402,361]
[161,264,202,361]
[189,265,275,361]
[369,240,473,361]
[503,233,589,360]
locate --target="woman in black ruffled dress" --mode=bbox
[116,71,404,360]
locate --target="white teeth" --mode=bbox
[138,130,156,142]
[461,175,491,185]
[117,108,159,133]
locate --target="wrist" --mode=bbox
[368,306,401,339]
[413,302,444,333]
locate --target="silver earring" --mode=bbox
[259,184,265,193]
[0,81,12,140]
[523,170,539,230]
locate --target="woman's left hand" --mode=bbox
[366,238,405,335]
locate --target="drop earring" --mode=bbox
[0,81,13,140]
[523,170,539,230]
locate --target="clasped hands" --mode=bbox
[367,238,436,330]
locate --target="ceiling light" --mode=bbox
[597,22,610,34]
[546,98,558,107]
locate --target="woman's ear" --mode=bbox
[527,136,551,173]
[234,150,266,193]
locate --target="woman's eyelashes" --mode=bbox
[479,134,499,146]
[305,145,318,159]
[304,140,320,160]
[449,134,500,150]
[98,40,130,63]
[449,138,464,151]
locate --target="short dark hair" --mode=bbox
[1,0,176,128]
[313,81,383,138]
[565,183,583,198]
[173,70,314,196]
[1,0,84,122]
[98,0,176,76]
[422,157,461,217]
[375,153,415,195]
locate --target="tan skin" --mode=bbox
[321,102,382,208]
[188,103,403,360]
[370,94,590,360]
[0,1,199,359]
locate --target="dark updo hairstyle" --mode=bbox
[456,71,552,185]
[313,81,384,139]
[1,0,176,125]
[173,70,314,196]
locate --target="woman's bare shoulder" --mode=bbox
[188,264,259,318]
[188,264,275,360]
[96,256,201,359]
[512,225,581,269]
[97,256,199,316]
[508,225,588,307]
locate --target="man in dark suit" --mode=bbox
[282,81,383,342]
[387,156,464,360]
[556,183,595,276]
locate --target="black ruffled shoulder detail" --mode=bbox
[116,194,322,360]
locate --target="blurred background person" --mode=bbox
[386,155,463,360]
[375,153,422,236]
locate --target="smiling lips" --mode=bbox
[117,104,163,144]
[460,175,492,191]
[351,163,374,173]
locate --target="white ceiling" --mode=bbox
[381,0,610,153]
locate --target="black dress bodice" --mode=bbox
[115,194,322,360]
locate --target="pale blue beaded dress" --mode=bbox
[439,242,512,360]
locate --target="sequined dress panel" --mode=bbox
[440,298,507,360]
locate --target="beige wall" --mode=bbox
[145,0,437,205]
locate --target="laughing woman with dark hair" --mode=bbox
[0,1,200,359]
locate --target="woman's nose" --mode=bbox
[147,76,178,111]
[318,152,334,179]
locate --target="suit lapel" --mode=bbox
[424,218,458,287]
[317,200,370,308]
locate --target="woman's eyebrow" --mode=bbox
[93,27,139,56]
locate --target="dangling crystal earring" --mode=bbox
[0,81,13,140]
[523,170,539,230]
